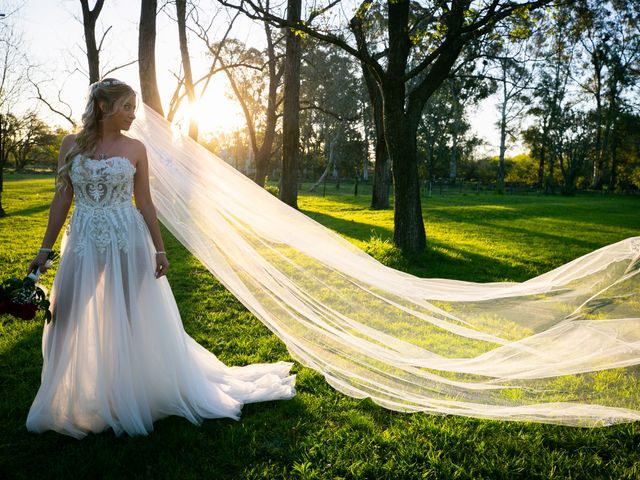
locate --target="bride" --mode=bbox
[26,77,640,435]
[25,78,296,439]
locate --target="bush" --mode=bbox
[363,234,408,270]
[265,184,279,197]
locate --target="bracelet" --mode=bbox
[39,247,53,253]
[155,251,166,255]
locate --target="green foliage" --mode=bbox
[2,176,640,479]
[630,167,640,189]
[363,234,408,271]
[500,153,539,185]
[264,184,280,197]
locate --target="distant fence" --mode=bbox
[296,178,640,198]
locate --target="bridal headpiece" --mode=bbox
[100,79,126,87]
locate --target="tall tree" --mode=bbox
[176,0,198,139]
[0,20,29,217]
[557,111,589,195]
[79,0,105,84]
[493,50,535,192]
[576,0,640,190]
[526,7,577,194]
[219,27,284,187]
[218,0,554,252]
[349,4,390,209]
[139,0,164,115]
[300,41,361,191]
[280,0,302,208]
[167,6,240,123]
[418,74,488,183]
[9,113,57,172]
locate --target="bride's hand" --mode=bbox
[155,252,169,278]
[28,251,51,275]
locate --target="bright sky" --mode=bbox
[18,0,248,135]
[15,0,506,155]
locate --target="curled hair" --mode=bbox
[57,78,136,191]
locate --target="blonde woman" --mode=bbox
[26,79,295,439]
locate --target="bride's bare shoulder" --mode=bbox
[122,136,147,167]
[59,134,78,158]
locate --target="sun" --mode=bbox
[176,76,245,136]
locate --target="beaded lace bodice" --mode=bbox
[69,156,145,254]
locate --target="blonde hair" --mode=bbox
[57,78,136,190]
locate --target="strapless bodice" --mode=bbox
[68,156,145,254]
[70,156,136,209]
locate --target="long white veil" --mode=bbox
[130,104,640,427]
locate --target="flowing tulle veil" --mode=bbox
[129,104,640,427]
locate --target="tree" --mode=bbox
[349,2,390,209]
[79,0,105,84]
[300,41,362,191]
[218,30,284,187]
[558,111,589,194]
[0,17,29,217]
[12,113,56,172]
[417,75,487,184]
[613,111,640,191]
[139,0,164,115]
[280,0,302,208]
[176,0,198,139]
[490,38,537,192]
[526,7,577,194]
[167,4,240,124]
[576,0,640,190]
[218,0,555,252]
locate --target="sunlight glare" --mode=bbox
[174,76,245,136]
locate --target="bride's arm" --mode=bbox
[132,141,169,278]
[27,135,76,275]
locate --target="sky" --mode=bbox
[11,0,509,156]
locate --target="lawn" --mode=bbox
[1,175,639,479]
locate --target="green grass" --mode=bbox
[1,175,640,479]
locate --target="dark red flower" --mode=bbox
[17,303,38,320]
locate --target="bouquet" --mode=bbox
[0,251,58,322]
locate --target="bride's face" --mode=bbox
[105,95,137,131]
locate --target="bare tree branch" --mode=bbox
[102,59,138,78]
[299,101,358,122]
[27,70,77,128]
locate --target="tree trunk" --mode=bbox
[364,67,390,209]
[497,92,508,193]
[280,0,302,208]
[138,0,164,116]
[388,125,424,253]
[370,139,391,210]
[310,122,343,192]
[383,84,425,252]
[449,131,458,183]
[545,153,556,195]
[590,50,604,190]
[350,7,390,209]
[80,0,104,84]
[0,176,5,218]
[254,149,269,187]
[369,90,390,209]
[0,161,5,218]
[176,0,198,139]
[609,126,618,192]
[0,113,6,217]
[255,21,279,187]
[536,122,550,191]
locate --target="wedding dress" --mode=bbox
[125,104,640,427]
[26,155,296,439]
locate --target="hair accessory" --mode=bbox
[100,79,126,87]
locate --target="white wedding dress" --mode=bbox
[26,155,296,439]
